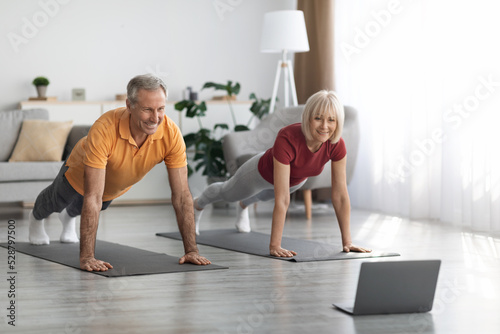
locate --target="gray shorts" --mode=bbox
[32,163,112,220]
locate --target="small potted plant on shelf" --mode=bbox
[32,76,50,98]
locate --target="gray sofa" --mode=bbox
[0,109,90,204]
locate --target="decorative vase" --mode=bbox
[36,85,47,98]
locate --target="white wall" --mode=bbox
[0,0,296,111]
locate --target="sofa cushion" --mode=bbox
[9,120,73,162]
[63,125,90,160]
[0,109,49,161]
[0,161,62,182]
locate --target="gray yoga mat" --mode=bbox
[0,240,227,277]
[156,229,400,262]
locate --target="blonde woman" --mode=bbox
[194,90,371,257]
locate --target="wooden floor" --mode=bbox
[0,201,499,334]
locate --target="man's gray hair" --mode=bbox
[127,74,168,107]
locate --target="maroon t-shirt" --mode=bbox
[257,123,346,186]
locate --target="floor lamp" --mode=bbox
[260,10,309,113]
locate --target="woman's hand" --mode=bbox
[343,243,372,253]
[270,246,297,258]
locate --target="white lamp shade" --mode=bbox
[260,10,309,53]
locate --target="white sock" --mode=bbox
[58,209,79,243]
[29,211,50,245]
[193,199,204,235]
[235,203,251,233]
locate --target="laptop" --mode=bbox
[333,260,441,315]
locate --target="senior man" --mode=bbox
[29,74,210,271]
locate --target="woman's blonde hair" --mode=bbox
[301,90,344,144]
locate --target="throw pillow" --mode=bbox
[8,119,73,162]
[0,109,49,161]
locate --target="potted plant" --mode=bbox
[175,81,271,180]
[174,99,227,178]
[202,81,250,132]
[32,76,50,98]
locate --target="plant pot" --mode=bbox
[36,85,47,98]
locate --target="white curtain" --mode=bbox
[334,0,500,232]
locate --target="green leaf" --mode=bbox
[199,101,207,111]
[202,81,240,97]
[175,100,207,118]
[183,133,197,148]
[185,105,198,118]
[198,128,211,138]
[186,164,194,177]
[214,123,229,131]
[174,100,190,111]
[231,82,241,96]
[202,82,226,91]
[234,125,249,132]
[248,93,271,120]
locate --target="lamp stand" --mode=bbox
[269,50,298,113]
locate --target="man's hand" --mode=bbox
[343,243,372,253]
[80,257,113,272]
[270,246,297,258]
[179,251,211,265]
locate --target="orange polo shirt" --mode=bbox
[65,107,187,201]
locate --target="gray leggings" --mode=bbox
[32,162,112,220]
[197,152,306,209]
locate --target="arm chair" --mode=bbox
[221,105,359,219]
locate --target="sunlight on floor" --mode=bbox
[461,232,500,261]
[355,213,402,248]
[353,213,380,241]
[461,232,500,299]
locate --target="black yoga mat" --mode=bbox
[156,229,400,262]
[0,240,227,277]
